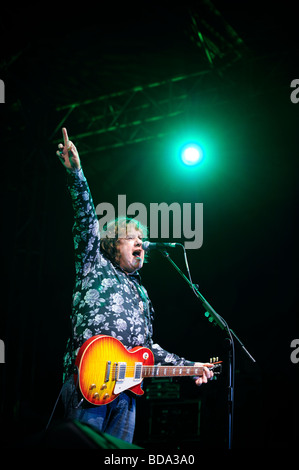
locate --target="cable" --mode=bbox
[45,383,64,431]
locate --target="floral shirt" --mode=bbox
[63,168,193,380]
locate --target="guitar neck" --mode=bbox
[142,364,206,379]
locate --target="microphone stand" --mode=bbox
[160,249,256,450]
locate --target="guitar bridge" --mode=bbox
[104,361,111,382]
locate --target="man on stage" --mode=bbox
[56,128,213,443]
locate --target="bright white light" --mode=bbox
[181,145,203,166]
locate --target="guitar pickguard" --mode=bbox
[114,377,143,394]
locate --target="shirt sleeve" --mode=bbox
[151,343,194,367]
[66,168,101,276]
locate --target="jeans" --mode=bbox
[61,377,136,443]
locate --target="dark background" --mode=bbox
[0,1,298,450]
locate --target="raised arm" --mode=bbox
[56,128,100,275]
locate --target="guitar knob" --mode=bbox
[89,384,96,390]
[93,393,99,399]
[103,393,109,400]
[100,384,107,390]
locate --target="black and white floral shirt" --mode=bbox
[63,168,193,380]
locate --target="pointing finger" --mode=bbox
[62,127,69,147]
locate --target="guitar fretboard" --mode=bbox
[142,365,204,378]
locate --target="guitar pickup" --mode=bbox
[112,362,127,382]
[134,362,143,381]
[117,362,126,381]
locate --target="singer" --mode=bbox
[56,128,213,444]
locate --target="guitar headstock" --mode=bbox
[209,357,222,378]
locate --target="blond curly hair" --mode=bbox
[100,217,148,264]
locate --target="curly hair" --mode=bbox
[100,217,149,264]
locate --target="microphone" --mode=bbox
[142,241,178,251]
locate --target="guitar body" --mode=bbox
[75,335,154,406]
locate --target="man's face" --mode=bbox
[117,225,145,273]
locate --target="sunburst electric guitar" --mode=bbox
[74,334,222,406]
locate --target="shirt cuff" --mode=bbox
[66,167,82,176]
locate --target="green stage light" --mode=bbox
[181,143,204,166]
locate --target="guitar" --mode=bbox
[74,334,222,406]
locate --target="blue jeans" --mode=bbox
[61,377,136,443]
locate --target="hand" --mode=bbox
[56,127,81,171]
[194,362,214,386]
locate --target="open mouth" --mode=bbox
[133,250,142,259]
